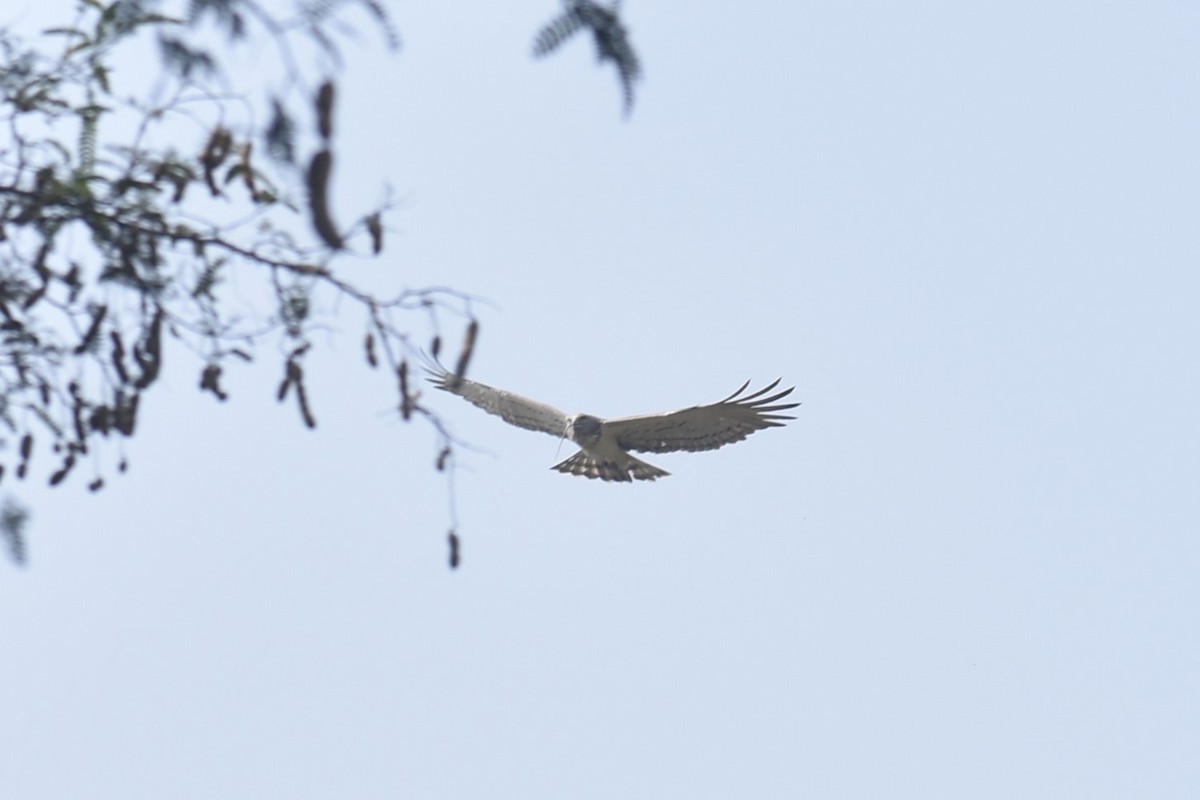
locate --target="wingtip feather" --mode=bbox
[720,379,754,404]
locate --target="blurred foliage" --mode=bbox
[533,0,641,116]
[0,0,640,567]
[1,497,29,565]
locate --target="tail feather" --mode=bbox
[551,450,669,482]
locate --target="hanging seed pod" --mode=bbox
[452,319,478,387]
[315,80,335,141]
[364,332,377,368]
[365,211,383,255]
[399,361,414,420]
[306,149,343,249]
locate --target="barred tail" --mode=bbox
[551,450,669,482]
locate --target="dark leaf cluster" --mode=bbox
[0,1,478,566]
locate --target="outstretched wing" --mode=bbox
[427,365,570,437]
[605,380,798,454]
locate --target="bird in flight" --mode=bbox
[427,365,798,482]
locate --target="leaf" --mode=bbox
[199,363,229,401]
[364,333,377,368]
[200,126,234,196]
[158,35,217,80]
[398,360,411,420]
[48,454,77,486]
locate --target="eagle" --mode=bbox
[427,366,798,482]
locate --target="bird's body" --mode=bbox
[428,366,798,482]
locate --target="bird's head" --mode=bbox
[568,414,603,445]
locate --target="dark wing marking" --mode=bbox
[427,364,570,437]
[605,380,798,454]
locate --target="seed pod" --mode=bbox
[315,80,335,141]
[114,391,139,436]
[110,330,130,384]
[89,405,111,436]
[365,211,383,255]
[364,333,377,368]
[398,361,411,420]
[48,454,76,487]
[295,377,317,429]
[277,358,301,402]
[16,434,32,479]
[452,319,478,386]
[306,149,343,249]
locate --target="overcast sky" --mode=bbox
[3,1,1199,798]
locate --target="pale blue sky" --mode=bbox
[3,1,1199,797]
